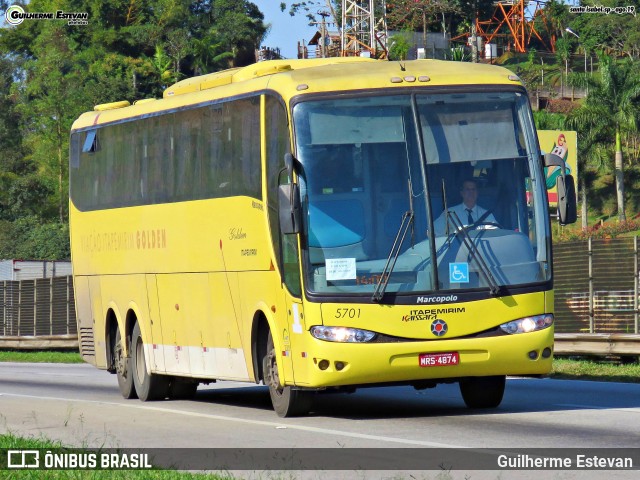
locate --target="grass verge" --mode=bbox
[551,357,640,383]
[0,350,83,363]
[0,433,233,479]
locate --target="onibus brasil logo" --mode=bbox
[5,5,88,26]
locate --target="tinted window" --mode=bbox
[70,97,262,210]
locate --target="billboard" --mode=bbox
[538,130,578,206]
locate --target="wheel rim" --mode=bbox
[266,345,284,396]
[135,336,145,383]
[115,334,127,379]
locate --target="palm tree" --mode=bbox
[554,37,571,97]
[575,133,610,230]
[191,36,234,76]
[567,55,640,222]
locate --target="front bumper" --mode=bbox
[290,327,554,387]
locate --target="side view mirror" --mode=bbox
[557,174,577,225]
[279,153,301,234]
[544,153,577,225]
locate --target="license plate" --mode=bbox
[419,352,459,367]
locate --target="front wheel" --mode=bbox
[131,322,170,401]
[263,332,312,417]
[459,375,506,409]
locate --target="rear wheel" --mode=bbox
[263,332,312,417]
[131,322,170,401]
[115,328,137,399]
[459,375,506,409]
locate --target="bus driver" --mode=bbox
[434,178,497,235]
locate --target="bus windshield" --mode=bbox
[293,91,550,297]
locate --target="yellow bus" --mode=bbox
[70,58,576,417]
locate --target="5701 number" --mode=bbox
[334,308,361,319]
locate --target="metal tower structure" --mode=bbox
[341,0,388,57]
[475,0,555,54]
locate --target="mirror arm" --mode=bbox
[544,152,567,182]
[284,153,295,182]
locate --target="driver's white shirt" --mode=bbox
[433,203,497,236]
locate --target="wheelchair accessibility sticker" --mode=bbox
[449,263,469,283]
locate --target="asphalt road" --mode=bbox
[1,362,639,478]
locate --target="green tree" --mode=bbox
[568,55,640,222]
[569,0,640,60]
[2,175,56,221]
[450,0,495,62]
[191,35,234,76]
[152,44,177,88]
[446,46,469,61]
[0,55,27,175]
[387,0,459,51]
[575,136,610,229]
[533,111,566,131]
[0,216,70,260]
[17,22,89,223]
[388,32,411,61]
[541,0,571,52]
[210,0,267,66]
[281,1,341,25]
[0,0,269,260]
[1,54,32,215]
[554,37,571,95]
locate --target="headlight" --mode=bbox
[500,314,554,334]
[310,326,376,343]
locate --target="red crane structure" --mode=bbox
[474,0,557,54]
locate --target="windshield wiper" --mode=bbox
[444,210,501,295]
[372,179,415,302]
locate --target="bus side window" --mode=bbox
[279,169,302,297]
[266,95,301,297]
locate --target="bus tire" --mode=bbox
[131,322,169,401]
[264,331,312,417]
[115,328,137,399]
[459,375,506,409]
[168,378,198,400]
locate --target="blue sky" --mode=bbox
[253,1,318,59]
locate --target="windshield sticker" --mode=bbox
[326,258,357,281]
[449,263,469,283]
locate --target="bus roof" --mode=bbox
[71,58,523,131]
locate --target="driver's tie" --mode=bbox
[466,208,473,225]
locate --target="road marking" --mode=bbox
[0,392,464,448]
[556,403,640,413]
